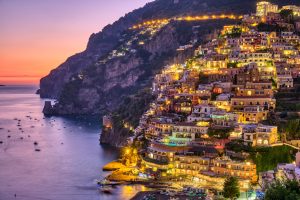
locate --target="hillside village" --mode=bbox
[102,1,300,198]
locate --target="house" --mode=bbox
[282,5,300,17]
[236,64,260,85]
[231,96,276,111]
[192,104,217,115]
[169,122,209,145]
[173,98,193,114]
[213,94,231,111]
[236,106,268,123]
[236,81,273,97]
[242,124,278,146]
[187,113,210,122]
[210,111,238,128]
[266,12,282,23]
[237,52,273,67]
[205,54,228,69]
[277,74,293,88]
[256,1,278,17]
[276,62,294,88]
[211,156,258,183]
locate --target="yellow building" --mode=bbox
[174,155,258,183]
[282,5,300,16]
[174,156,210,175]
[256,1,278,17]
[231,96,276,111]
[236,106,268,123]
[211,157,258,183]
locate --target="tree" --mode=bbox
[208,128,233,139]
[281,119,300,140]
[280,9,294,24]
[222,176,240,199]
[226,27,242,38]
[198,72,209,84]
[265,179,300,200]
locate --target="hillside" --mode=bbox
[40,0,300,115]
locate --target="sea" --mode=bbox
[0,85,147,200]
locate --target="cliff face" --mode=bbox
[100,127,131,147]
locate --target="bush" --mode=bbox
[250,145,295,173]
[265,179,300,200]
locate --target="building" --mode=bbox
[205,54,228,69]
[256,1,278,17]
[282,5,300,17]
[231,96,276,111]
[242,124,278,146]
[103,115,113,128]
[211,157,258,183]
[276,62,294,88]
[210,111,238,128]
[237,106,268,123]
[174,155,258,183]
[236,64,261,85]
[169,122,209,145]
[174,155,211,175]
[237,52,273,68]
[277,74,293,88]
[236,82,273,97]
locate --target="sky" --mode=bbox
[0,0,152,85]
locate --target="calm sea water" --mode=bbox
[0,85,146,200]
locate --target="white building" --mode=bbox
[256,1,278,17]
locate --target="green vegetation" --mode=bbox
[257,23,288,32]
[280,119,300,140]
[143,156,169,165]
[111,88,155,138]
[250,145,295,173]
[198,72,209,84]
[225,140,253,152]
[210,93,218,101]
[59,78,83,107]
[270,77,277,89]
[222,176,240,199]
[226,27,242,38]
[227,62,239,68]
[226,141,296,173]
[276,101,300,112]
[265,179,300,200]
[208,128,233,139]
[280,9,294,24]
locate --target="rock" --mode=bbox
[100,127,130,147]
[42,101,55,115]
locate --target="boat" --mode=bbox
[97,179,123,186]
[99,185,113,194]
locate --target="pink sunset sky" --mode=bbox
[0,0,152,85]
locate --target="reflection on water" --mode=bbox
[0,85,147,200]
